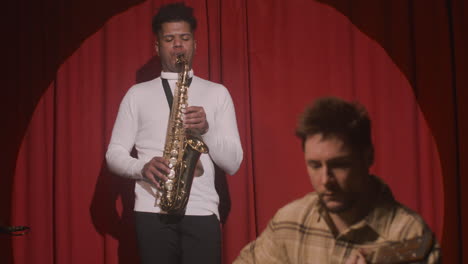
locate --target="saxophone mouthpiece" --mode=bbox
[176,54,186,64]
[176,54,188,73]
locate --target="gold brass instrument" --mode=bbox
[159,54,208,214]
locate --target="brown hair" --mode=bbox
[296,97,373,163]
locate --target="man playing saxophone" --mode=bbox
[106,3,243,264]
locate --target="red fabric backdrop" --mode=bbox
[2,0,467,263]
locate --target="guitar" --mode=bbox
[360,231,435,263]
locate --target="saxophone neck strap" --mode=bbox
[161,77,192,110]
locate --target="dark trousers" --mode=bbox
[135,212,221,264]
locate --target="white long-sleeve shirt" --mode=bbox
[106,71,243,217]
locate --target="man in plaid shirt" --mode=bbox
[235,97,440,264]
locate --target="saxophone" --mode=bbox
[159,54,209,214]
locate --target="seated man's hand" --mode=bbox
[345,249,367,264]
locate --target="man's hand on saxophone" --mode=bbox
[183,105,207,177]
[141,157,170,189]
[183,106,209,135]
[141,105,208,189]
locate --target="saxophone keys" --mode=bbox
[168,169,175,179]
[171,149,178,157]
[165,179,174,190]
[169,157,177,166]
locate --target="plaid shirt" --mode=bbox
[234,176,440,264]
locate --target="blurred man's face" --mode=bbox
[304,134,370,213]
[156,21,196,72]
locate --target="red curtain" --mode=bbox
[3,0,467,263]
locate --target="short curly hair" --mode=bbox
[296,97,373,162]
[152,2,197,36]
